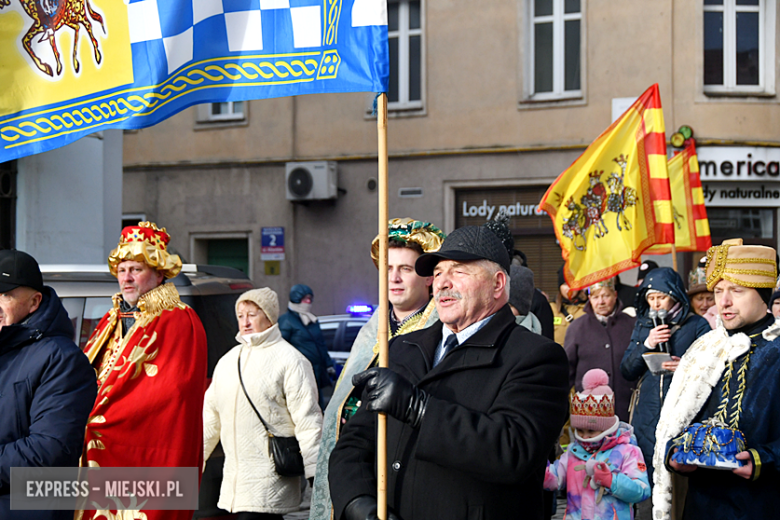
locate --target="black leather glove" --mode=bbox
[352,367,428,427]
[343,495,403,520]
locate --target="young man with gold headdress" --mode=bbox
[652,238,780,520]
[309,218,445,520]
[77,222,208,520]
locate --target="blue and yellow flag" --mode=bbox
[0,0,388,162]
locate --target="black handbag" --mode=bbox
[237,351,305,478]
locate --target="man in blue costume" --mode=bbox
[652,238,780,520]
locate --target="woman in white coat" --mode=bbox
[203,288,323,519]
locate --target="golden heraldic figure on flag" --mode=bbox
[0,0,132,116]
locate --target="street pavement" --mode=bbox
[283,490,567,520]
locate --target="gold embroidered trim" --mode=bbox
[137,282,186,315]
[706,244,732,290]
[714,338,757,430]
[749,448,762,480]
[373,299,437,355]
[721,274,776,289]
[724,267,776,276]
[706,244,778,290]
[725,258,776,265]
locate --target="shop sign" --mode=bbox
[701,182,780,207]
[697,147,780,181]
[455,187,552,230]
[460,200,547,220]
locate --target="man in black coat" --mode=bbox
[329,226,570,520]
[0,250,97,520]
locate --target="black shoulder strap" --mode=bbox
[237,348,273,436]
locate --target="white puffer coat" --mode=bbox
[203,324,322,514]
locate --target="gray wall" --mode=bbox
[124,148,584,315]
[17,130,122,264]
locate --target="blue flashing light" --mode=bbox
[347,304,374,315]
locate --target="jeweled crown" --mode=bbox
[119,222,171,250]
[570,392,615,418]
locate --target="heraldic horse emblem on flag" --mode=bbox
[0,0,105,77]
[561,154,638,251]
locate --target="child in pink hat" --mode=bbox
[545,369,650,520]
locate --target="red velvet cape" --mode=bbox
[77,283,208,520]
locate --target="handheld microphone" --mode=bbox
[648,309,658,328]
[656,309,669,353]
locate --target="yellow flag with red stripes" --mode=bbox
[539,84,674,290]
[646,139,712,254]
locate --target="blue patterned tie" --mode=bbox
[435,334,459,366]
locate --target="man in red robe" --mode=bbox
[77,222,208,520]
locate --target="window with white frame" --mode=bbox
[196,101,245,123]
[529,0,582,100]
[704,0,775,94]
[388,0,423,111]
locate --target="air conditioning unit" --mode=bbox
[285,161,338,201]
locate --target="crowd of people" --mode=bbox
[1,217,779,520]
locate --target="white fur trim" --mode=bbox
[762,316,780,341]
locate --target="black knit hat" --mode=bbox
[0,250,44,293]
[415,226,511,276]
[509,265,534,315]
[637,260,659,284]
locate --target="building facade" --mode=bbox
[122,0,780,314]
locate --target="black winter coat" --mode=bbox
[620,268,710,482]
[531,289,555,340]
[0,287,97,520]
[329,305,569,520]
[564,299,636,422]
[278,310,334,390]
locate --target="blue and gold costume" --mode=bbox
[676,313,780,519]
[652,239,780,520]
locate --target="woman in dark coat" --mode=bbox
[564,278,636,422]
[278,284,335,409]
[620,267,710,484]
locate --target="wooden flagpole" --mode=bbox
[671,243,678,273]
[376,92,389,520]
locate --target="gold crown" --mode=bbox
[370,218,445,268]
[108,221,182,279]
[570,393,615,418]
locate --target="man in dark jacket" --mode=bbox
[279,283,335,408]
[0,250,97,520]
[329,226,569,520]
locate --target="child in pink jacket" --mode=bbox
[545,369,650,520]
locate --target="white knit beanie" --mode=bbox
[235,288,279,325]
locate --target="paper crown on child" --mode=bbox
[570,369,617,431]
[671,418,746,469]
